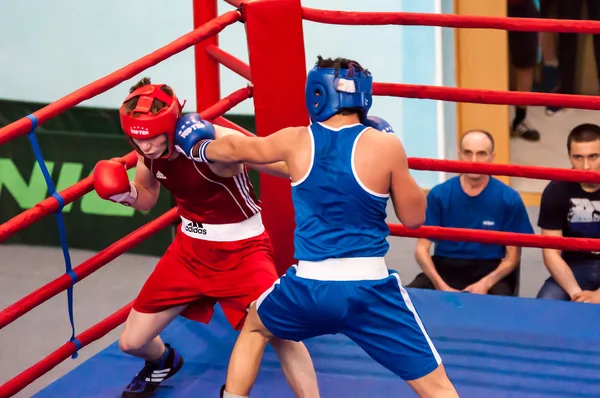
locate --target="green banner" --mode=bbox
[0,98,258,256]
[0,132,174,256]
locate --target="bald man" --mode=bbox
[407,130,534,296]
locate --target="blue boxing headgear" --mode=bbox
[305,63,373,123]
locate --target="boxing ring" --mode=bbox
[2,0,600,396]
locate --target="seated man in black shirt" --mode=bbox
[537,123,600,303]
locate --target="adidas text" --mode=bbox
[185,222,207,236]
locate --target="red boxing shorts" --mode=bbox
[133,214,278,330]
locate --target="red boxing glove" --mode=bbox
[93,159,138,206]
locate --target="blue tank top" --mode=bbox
[292,122,390,261]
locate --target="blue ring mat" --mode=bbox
[34,288,600,397]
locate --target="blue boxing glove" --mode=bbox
[364,116,395,134]
[174,113,216,163]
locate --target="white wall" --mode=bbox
[0,1,196,110]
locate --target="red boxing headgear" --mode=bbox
[119,84,183,159]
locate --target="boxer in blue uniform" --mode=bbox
[177,56,458,398]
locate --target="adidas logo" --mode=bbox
[184,221,207,235]
[156,171,167,179]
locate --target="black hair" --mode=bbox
[567,123,600,153]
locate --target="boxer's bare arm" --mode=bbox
[131,154,161,211]
[214,125,290,178]
[245,161,289,179]
[205,126,297,166]
[386,135,426,229]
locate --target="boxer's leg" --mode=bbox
[342,271,457,397]
[222,304,271,398]
[119,306,189,397]
[123,242,204,361]
[222,265,322,398]
[223,302,319,398]
[268,324,319,397]
[120,233,212,397]
[119,305,186,361]
[118,309,188,397]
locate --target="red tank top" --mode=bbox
[144,155,261,224]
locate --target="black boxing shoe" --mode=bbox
[122,343,184,397]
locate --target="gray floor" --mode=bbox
[0,205,548,397]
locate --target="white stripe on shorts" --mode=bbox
[392,273,442,365]
[256,265,297,310]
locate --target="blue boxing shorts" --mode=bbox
[256,258,441,381]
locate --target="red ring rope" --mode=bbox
[390,224,600,252]
[205,44,252,81]
[408,158,600,184]
[302,8,600,34]
[373,82,600,111]
[203,86,253,120]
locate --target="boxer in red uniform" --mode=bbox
[93,78,318,398]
